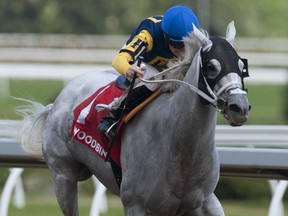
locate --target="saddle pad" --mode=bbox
[71,81,160,166]
[71,81,124,166]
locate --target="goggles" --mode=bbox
[168,39,185,49]
[164,32,185,49]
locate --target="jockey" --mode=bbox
[98,5,199,140]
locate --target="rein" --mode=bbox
[139,75,218,106]
[139,53,218,105]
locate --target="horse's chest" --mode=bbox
[167,154,220,203]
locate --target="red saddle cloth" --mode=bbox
[71,81,125,166]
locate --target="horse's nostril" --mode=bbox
[229,104,242,113]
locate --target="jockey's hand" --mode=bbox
[126,64,146,78]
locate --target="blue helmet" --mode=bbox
[161,6,199,42]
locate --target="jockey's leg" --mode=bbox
[98,85,152,140]
[98,63,160,140]
[97,110,118,140]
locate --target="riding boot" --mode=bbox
[97,85,153,140]
[98,110,118,140]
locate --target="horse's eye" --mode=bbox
[207,63,215,70]
[205,59,221,79]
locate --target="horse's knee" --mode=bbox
[124,205,147,216]
[193,193,225,216]
[186,194,224,216]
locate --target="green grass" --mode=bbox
[6,195,124,216]
[245,84,286,124]
[5,196,278,216]
[0,79,63,119]
[222,200,271,216]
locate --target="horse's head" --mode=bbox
[193,22,251,126]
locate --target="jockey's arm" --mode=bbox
[112,30,153,78]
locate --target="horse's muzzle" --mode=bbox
[221,94,251,126]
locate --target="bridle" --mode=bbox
[139,38,250,119]
[197,37,249,118]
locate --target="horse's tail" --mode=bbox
[0,98,53,158]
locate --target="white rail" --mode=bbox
[216,125,288,148]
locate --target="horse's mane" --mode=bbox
[160,29,209,92]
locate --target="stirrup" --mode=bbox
[105,121,118,140]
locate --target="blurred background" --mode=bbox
[0,0,286,36]
[0,0,287,215]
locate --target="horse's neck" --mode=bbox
[156,86,216,172]
[162,51,217,154]
[172,84,216,132]
[171,48,209,122]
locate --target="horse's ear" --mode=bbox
[226,21,236,46]
[192,24,212,49]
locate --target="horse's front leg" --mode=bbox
[186,193,225,216]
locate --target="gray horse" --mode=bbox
[3,22,250,215]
